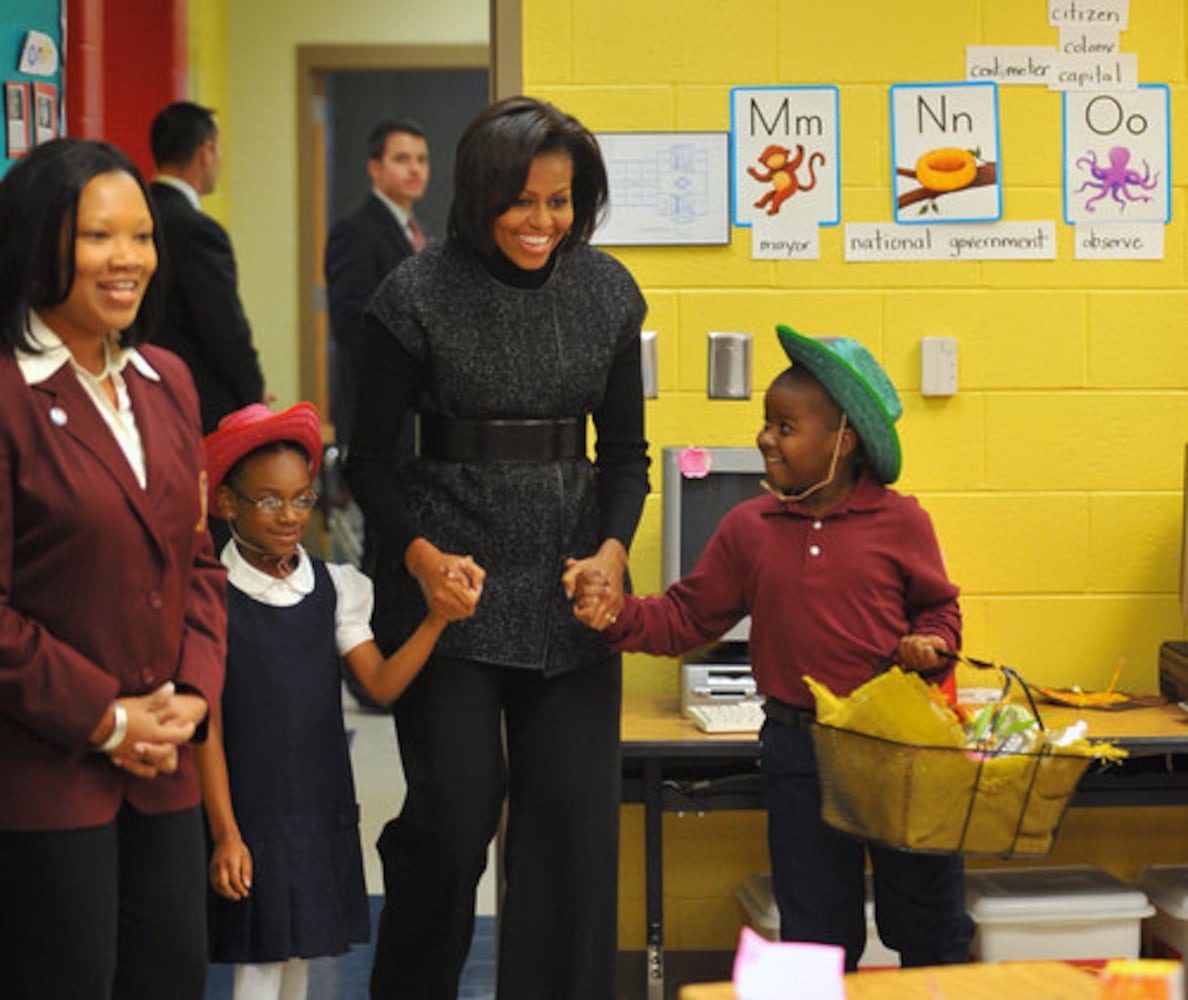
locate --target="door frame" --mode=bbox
[295,42,493,410]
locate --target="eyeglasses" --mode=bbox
[229,486,319,515]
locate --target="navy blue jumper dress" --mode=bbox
[208,558,370,962]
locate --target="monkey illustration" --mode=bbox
[747,144,826,215]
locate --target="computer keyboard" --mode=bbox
[687,700,766,734]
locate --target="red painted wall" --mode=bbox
[66,0,187,180]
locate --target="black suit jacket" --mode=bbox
[324,193,418,443]
[149,182,264,433]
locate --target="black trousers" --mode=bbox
[760,717,974,972]
[370,654,622,1000]
[0,804,208,1000]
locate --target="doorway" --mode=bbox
[296,44,489,420]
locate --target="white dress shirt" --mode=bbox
[221,542,375,656]
[18,312,158,489]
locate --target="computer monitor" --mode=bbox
[660,445,766,642]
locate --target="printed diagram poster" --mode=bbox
[594,132,730,246]
[730,86,840,229]
[890,82,1002,224]
[1063,86,1170,224]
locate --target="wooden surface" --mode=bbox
[1039,701,1188,742]
[621,694,733,744]
[621,692,1188,748]
[678,960,1100,999]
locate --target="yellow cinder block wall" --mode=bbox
[522,0,1188,951]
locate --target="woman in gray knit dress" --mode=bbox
[349,96,649,999]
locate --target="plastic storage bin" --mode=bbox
[736,872,899,968]
[966,866,1153,963]
[1140,865,1188,960]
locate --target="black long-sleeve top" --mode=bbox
[347,241,649,674]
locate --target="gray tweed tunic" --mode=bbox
[362,242,649,675]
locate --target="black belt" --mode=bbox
[417,415,587,462]
[763,697,814,728]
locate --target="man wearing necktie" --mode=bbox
[324,119,430,708]
[325,119,430,450]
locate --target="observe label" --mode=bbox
[1074,222,1163,259]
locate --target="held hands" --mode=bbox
[406,538,485,622]
[897,634,951,674]
[209,833,253,901]
[563,539,628,632]
[106,682,207,779]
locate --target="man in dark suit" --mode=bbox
[148,102,265,435]
[324,119,429,709]
[324,118,430,448]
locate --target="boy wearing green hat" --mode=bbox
[570,324,973,970]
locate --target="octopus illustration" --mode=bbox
[1075,146,1159,213]
[747,144,825,215]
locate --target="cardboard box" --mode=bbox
[966,866,1152,963]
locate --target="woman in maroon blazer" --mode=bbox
[0,139,227,999]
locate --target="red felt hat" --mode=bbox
[203,402,323,512]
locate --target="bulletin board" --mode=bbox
[1,0,62,177]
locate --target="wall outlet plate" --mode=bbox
[921,336,958,397]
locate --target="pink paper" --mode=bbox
[733,926,846,1000]
[678,446,713,479]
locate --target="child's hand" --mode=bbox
[209,833,253,901]
[406,538,485,620]
[897,634,950,673]
[439,556,485,621]
[569,566,612,629]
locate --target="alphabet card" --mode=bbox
[890,82,1002,224]
[730,86,840,230]
[1062,85,1170,224]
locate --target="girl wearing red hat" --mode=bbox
[198,402,479,1000]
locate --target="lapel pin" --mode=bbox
[49,406,68,427]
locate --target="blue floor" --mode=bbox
[205,898,495,999]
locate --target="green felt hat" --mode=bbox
[775,324,903,484]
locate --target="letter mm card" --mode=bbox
[730,86,840,230]
[890,81,1002,225]
[1062,85,1171,225]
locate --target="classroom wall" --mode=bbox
[186,0,489,404]
[1,0,62,177]
[522,0,1188,700]
[516,0,1188,950]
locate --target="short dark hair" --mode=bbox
[773,365,845,428]
[447,96,608,257]
[0,138,164,355]
[366,118,428,161]
[150,101,218,168]
[224,440,313,492]
[772,365,865,465]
